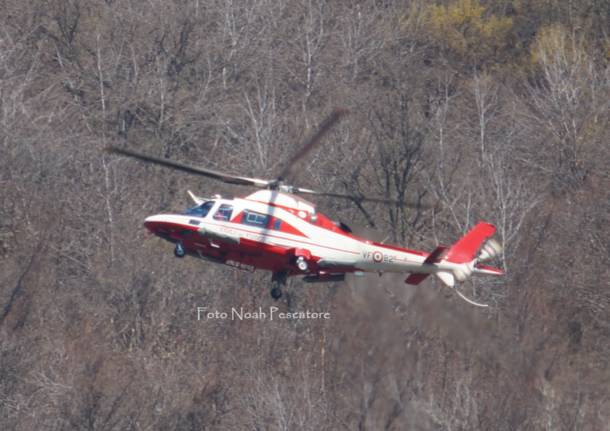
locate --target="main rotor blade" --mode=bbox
[107,146,271,187]
[275,108,349,182]
[293,187,430,208]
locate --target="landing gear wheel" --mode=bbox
[296,257,308,272]
[271,287,282,300]
[174,242,186,258]
[270,271,288,301]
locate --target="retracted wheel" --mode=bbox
[174,242,186,258]
[296,256,308,272]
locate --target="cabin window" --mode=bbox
[273,219,282,230]
[213,204,233,221]
[184,201,215,217]
[242,210,270,227]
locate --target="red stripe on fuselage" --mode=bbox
[144,221,199,235]
[203,220,361,255]
[372,241,427,257]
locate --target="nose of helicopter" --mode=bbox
[143,214,171,234]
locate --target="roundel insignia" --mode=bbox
[372,251,383,263]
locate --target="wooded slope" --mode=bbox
[1,0,608,429]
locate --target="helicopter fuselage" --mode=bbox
[143,190,502,285]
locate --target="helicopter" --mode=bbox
[108,109,503,306]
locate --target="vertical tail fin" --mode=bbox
[444,222,498,264]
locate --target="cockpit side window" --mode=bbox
[213,204,233,221]
[242,210,270,228]
[184,201,215,217]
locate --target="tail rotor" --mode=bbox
[433,222,504,307]
[477,238,502,262]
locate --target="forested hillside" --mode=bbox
[1,0,608,429]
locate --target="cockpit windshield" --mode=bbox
[183,201,215,217]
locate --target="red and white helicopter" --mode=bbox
[109,110,503,305]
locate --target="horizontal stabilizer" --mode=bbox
[405,273,429,285]
[425,245,449,263]
[404,245,449,285]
